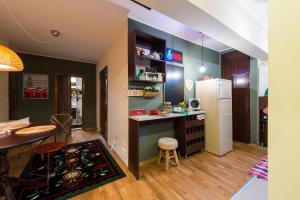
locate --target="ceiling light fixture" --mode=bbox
[3,0,59,44]
[51,29,60,37]
[0,44,24,71]
[199,32,206,73]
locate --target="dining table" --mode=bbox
[0,125,57,200]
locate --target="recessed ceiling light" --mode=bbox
[51,29,60,37]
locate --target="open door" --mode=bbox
[99,67,108,141]
[56,74,71,114]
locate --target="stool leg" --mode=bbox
[165,150,169,171]
[157,149,163,165]
[173,149,179,166]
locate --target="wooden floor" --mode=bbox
[4,130,267,200]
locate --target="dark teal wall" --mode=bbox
[129,19,221,112]
[128,19,221,161]
[15,53,96,128]
[250,58,259,144]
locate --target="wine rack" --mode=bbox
[176,114,205,157]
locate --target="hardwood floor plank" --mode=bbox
[1,130,267,200]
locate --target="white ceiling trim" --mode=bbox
[110,0,230,52]
[135,0,268,59]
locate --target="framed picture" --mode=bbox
[23,73,48,99]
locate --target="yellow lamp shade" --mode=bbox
[0,44,23,71]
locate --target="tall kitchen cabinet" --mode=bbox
[221,51,251,143]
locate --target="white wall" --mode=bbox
[258,60,268,96]
[96,18,129,165]
[0,37,9,122]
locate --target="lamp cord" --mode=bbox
[201,32,204,66]
[2,0,57,44]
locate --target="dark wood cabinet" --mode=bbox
[128,30,166,84]
[221,51,251,143]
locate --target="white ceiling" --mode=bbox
[0,0,231,63]
[112,0,231,52]
[136,0,268,59]
[0,0,128,63]
[236,0,268,30]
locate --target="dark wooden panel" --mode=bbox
[221,50,250,143]
[128,31,136,82]
[175,117,186,156]
[221,51,236,80]
[236,51,250,75]
[259,96,268,110]
[100,67,108,141]
[128,119,140,180]
[165,65,184,105]
[8,72,17,120]
[56,74,71,114]
[232,88,250,142]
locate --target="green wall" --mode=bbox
[128,19,221,111]
[250,58,259,144]
[128,19,221,161]
[15,53,96,128]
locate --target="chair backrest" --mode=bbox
[51,114,73,142]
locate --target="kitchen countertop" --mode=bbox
[129,111,205,122]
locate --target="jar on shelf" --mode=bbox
[163,101,172,113]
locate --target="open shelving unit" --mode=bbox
[128,30,166,84]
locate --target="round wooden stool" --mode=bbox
[158,137,179,171]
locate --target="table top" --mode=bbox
[0,124,57,151]
[129,111,205,122]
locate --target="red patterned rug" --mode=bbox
[14,140,125,199]
[249,156,268,180]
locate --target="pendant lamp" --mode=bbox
[199,32,206,73]
[0,44,23,71]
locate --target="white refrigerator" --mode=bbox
[195,79,233,156]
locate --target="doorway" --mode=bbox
[99,67,108,141]
[55,74,85,129]
[70,76,83,129]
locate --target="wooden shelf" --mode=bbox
[129,79,163,85]
[136,55,165,63]
[143,91,161,97]
[128,30,166,84]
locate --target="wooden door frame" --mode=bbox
[54,73,86,129]
[99,66,108,140]
[8,72,17,120]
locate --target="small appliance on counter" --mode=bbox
[189,98,201,111]
[172,105,184,113]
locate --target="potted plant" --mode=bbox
[143,85,161,97]
[179,101,187,112]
